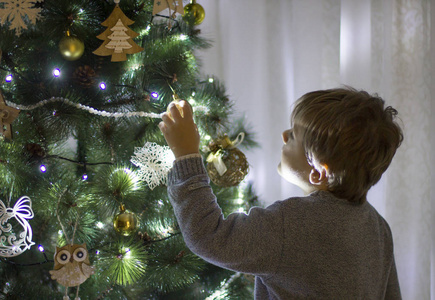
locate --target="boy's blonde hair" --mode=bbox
[292,88,403,204]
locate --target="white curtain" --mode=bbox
[197,0,434,299]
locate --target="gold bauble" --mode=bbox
[183,0,205,25]
[59,31,85,61]
[113,205,138,236]
[166,96,184,120]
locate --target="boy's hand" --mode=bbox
[159,100,200,158]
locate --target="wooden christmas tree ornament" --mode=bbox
[93,0,144,62]
[0,91,20,140]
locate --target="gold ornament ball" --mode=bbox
[59,34,85,61]
[166,99,184,120]
[113,206,138,236]
[184,0,205,25]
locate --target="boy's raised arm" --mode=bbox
[159,100,283,275]
[167,156,284,275]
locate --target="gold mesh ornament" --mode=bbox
[206,135,249,187]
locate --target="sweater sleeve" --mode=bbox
[384,255,402,299]
[167,156,283,276]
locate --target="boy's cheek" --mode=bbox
[277,163,286,180]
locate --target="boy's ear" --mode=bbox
[309,166,328,186]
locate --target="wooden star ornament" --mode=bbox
[153,0,184,16]
[0,91,20,140]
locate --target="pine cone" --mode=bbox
[73,65,96,88]
[138,231,152,243]
[25,143,46,159]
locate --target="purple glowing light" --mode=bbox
[52,68,61,77]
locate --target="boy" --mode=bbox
[159,88,403,299]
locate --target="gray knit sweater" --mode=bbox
[167,156,402,300]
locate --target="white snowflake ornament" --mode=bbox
[130,142,175,190]
[0,0,42,36]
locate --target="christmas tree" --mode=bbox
[0,0,258,299]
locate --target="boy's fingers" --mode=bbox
[158,121,166,132]
[180,100,193,120]
[161,112,175,126]
[169,103,182,121]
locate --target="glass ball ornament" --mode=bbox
[59,31,85,61]
[183,0,205,25]
[113,204,138,236]
[166,97,184,120]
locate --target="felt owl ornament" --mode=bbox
[49,243,95,299]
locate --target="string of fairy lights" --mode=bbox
[0,64,216,268]
[1,66,221,266]
[2,67,211,177]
